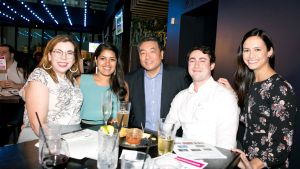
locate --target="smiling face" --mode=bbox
[48,42,75,78]
[188,50,215,85]
[242,36,273,73]
[96,49,117,77]
[138,41,163,77]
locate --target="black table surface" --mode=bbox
[0,127,240,169]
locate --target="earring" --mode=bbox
[43,63,52,70]
[95,67,98,74]
[69,67,78,73]
[113,71,116,76]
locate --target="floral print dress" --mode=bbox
[241,74,297,168]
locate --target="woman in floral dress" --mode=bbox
[18,35,83,142]
[218,28,297,169]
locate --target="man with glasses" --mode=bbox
[165,46,239,150]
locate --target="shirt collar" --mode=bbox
[188,76,214,94]
[144,63,163,79]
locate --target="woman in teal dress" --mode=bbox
[77,43,128,128]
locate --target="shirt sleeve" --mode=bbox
[260,80,297,167]
[27,68,48,86]
[216,89,240,149]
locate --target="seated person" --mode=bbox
[18,35,83,143]
[165,46,239,150]
[0,44,25,92]
[125,36,190,131]
[76,43,128,128]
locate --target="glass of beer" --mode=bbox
[157,118,176,155]
[117,101,131,127]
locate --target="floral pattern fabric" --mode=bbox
[21,68,83,126]
[241,74,297,168]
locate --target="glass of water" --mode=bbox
[97,128,119,169]
[102,90,112,125]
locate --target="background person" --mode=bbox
[18,35,83,142]
[125,36,190,131]
[0,44,25,91]
[218,28,297,168]
[77,43,128,128]
[165,46,239,150]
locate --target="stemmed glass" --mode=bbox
[102,90,112,125]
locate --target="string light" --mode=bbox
[20,1,44,23]
[0,10,14,20]
[62,0,72,26]
[1,2,29,22]
[84,0,87,27]
[40,0,58,25]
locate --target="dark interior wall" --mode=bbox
[165,0,211,65]
[214,0,300,168]
[178,0,218,69]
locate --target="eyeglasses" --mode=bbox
[52,49,75,59]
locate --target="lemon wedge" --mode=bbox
[119,127,127,137]
[100,125,114,135]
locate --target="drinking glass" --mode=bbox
[102,90,112,125]
[39,124,61,163]
[117,101,131,127]
[39,125,69,169]
[120,151,151,169]
[97,128,119,169]
[157,118,176,156]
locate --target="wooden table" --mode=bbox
[0,129,240,169]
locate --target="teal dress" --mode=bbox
[79,74,119,125]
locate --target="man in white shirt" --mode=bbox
[0,44,25,91]
[165,46,239,150]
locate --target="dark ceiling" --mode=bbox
[130,0,168,19]
[0,0,108,32]
[0,0,169,33]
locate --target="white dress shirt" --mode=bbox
[166,77,240,150]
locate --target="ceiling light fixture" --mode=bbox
[1,2,29,22]
[20,1,44,23]
[62,0,73,26]
[83,0,87,27]
[40,0,58,25]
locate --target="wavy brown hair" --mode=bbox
[38,35,81,85]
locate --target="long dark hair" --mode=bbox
[234,28,275,107]
[93,43,127,101]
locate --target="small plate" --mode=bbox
[120,134,157,149]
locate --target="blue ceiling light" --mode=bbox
[20,1,44,23]
[40,0,59,25]
[83,1,87,27]
[1,2,29,22]
[62,0,73,26]
[0,10,15,21]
